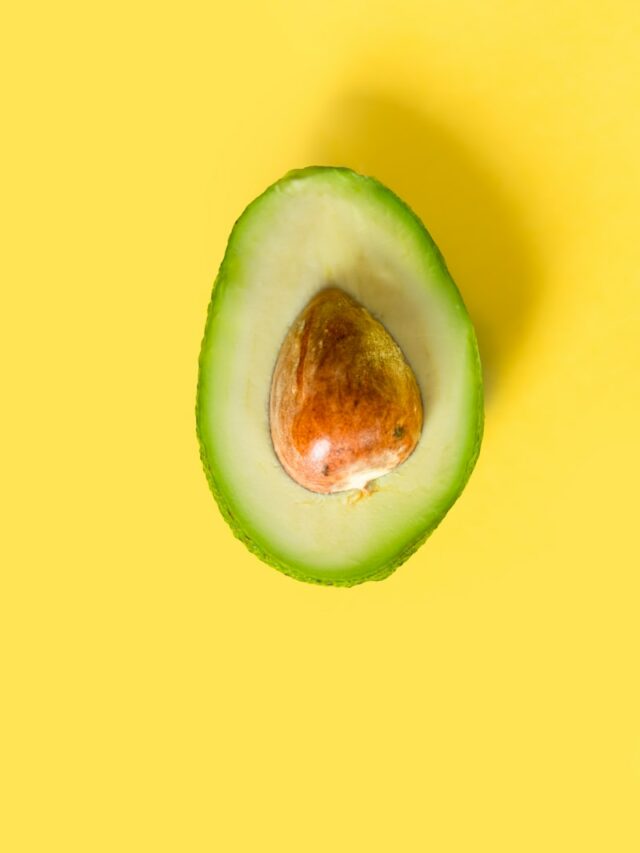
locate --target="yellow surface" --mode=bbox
[2,1,640,849]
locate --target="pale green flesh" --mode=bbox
[197,167,483,585]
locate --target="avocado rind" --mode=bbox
[196,166,483,586]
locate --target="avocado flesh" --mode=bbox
[197,167,483,586]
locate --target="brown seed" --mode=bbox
[269,287,423,494]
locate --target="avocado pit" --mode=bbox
[269,287,423,494]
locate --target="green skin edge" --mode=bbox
[196,166,484,587]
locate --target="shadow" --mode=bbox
[308,93,539,399]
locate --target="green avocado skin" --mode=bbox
[196,166,484,587]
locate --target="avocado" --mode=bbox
[197,167,483,586]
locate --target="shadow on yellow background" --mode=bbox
[311,93,540,398]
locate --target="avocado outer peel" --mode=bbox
[196,166,484,587]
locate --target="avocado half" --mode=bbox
[197,167,483,586]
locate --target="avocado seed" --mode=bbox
[269,287,423,494]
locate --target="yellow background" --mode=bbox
[2,1,640,849]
